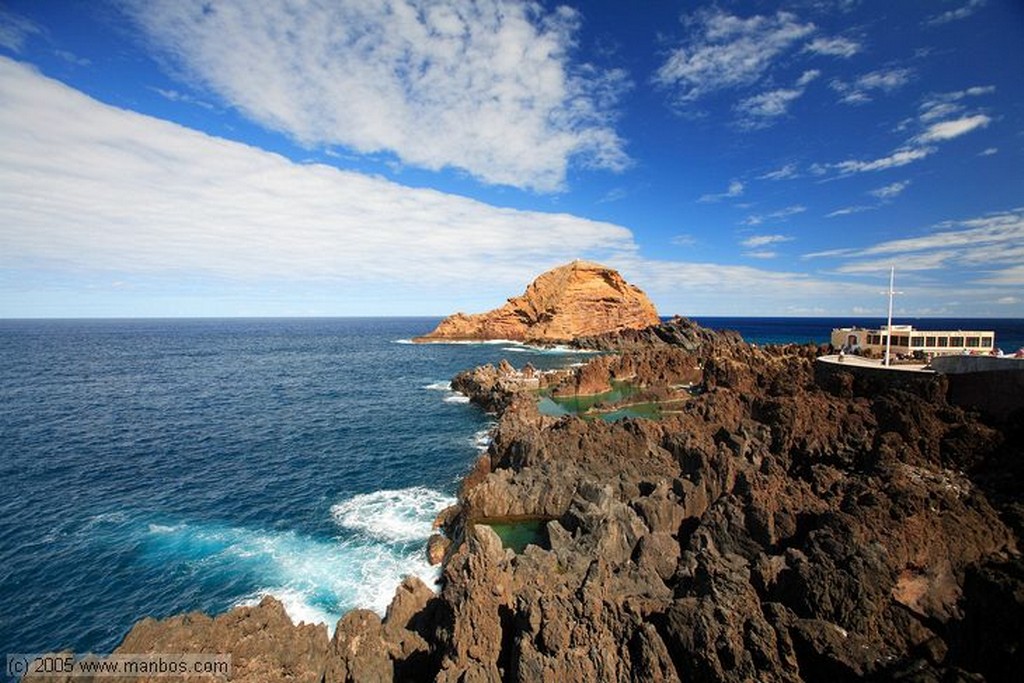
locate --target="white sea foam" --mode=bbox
[501,344,599,355]
[472,425,494,451]
[330,486,454,544]
[443,393,470,404]
[144,486,453,636]
[238,587,339,632]
[422,381,452,391]
[414,339,522,346]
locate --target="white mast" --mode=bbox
[884,267,897,367]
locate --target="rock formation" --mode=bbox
[33,318,1024,682]
[414,260,660,344]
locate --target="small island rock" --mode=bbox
[414,260,659,343]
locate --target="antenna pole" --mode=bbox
[884,267,895,367]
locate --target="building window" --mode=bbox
[981,337,992,347]
[897,336,909,346]
[950,336,964,347]
[925,337,936,347]
[911,336,924,347]
[966,337,980,347]
[937,337,948,347]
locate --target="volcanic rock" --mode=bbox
[414,260,659,343]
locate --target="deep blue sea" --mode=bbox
[1,316,1021,676]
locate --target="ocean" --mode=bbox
[1,316,1021,675]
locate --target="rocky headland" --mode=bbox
[413,260,659,344]
[32,317,1024,682]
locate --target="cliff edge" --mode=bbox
[413,260,659,343]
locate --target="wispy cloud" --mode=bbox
[759,163,798,181]
[869,180,911,199]
[805,36,861,58]
[919,85,994,122]
[54,49,90,67]
[979,147,998,156]
[833,146,935,174]
[698,180,744,203]
[654,9,815,103]
[741,205,806,226]
[826,205,877,218]
[915,114,991,143]
[806,208,1024,287]
[150,87,216,110]
[118,0,630,192]
[831,67,913,104]
[619,257,881,314]
[0,58,636,303]
[927,0,987,26]
[977,266,1024,286]
[821,85,994,178]
[741,234,793,248]
[671,234,698,247]
[734,70,820,129]
[0,8,42,52]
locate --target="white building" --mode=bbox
[831,324,995,357]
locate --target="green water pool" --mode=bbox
[481,518,551,553]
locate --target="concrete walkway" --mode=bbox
[817,354,934,373]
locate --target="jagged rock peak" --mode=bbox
[414,260,660,343]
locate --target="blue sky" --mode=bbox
[1,0,1022,318]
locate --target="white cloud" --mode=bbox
[734,70,820,128]
[976,266,1024,286]
[831,67,913,104]
[869,180,911,199]
[835,251,957,274]
[618,257,882,315]
[741,234,793,248]
[927,0,987,26]
[0,58,636,301]
[698,180,744,203]
[826,205,876,218]
[759,163,798,181]
[916,114,991,142]
[118,0,629,192]
[805,36,861,58]
[745,250,778,259]
[919,86,994,122]
[797,69,822,87]
[654,9,815,102]
[979,147,998,156]
[150,87,215,110]
[833,146,935,174]
[735,88,804,124]
[806,209,1024,292]
[741,205,806,226]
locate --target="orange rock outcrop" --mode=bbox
[414,260,659,343]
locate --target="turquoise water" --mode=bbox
[537,381,641,419]
[482,519,550,554]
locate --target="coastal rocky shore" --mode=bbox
[33,316,1024,682]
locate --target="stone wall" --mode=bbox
[813,358,944,400]
[815,357,1024,423]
